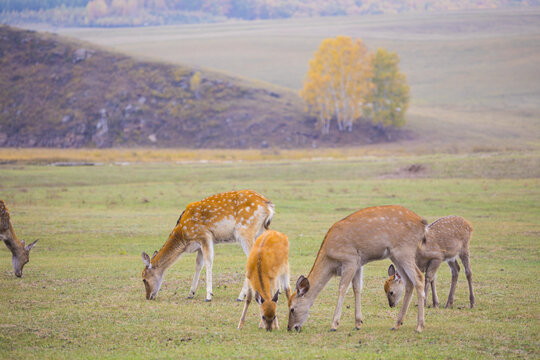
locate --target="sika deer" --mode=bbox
[238,230,291,331]
[287,205,428,333]
[141,190,274,302]
[384,216,475,309]
[0,200,38,277]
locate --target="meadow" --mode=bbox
[0,150,539,359]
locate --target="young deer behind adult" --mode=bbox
[287,205,428,333]
[0,200,38,277]
[384,215,475,309]
[141,190,274,302]
[238,230,291,331]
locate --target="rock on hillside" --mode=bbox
[0,26,406,148]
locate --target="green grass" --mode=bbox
[55,8,540,151]
[0,151,539,358]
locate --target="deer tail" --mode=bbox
[264,201,275,230]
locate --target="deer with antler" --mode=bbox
[384,215,475,309]
[141,190,274,302]
[0,200,38,277]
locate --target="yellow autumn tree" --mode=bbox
[364,48,410,132]
[301,36,373,134]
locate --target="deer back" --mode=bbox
[246,230,289,299]
[321,205,427,264]
[175,190,273,244]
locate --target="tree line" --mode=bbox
[301,36,409,135]
[1,0,529,27]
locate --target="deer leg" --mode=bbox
[423,265,430,308]
[425,259,442,308]
[188,249,204,298]
[393,262,425,332]
[413,265,426,333]
[235,227,257,301]
[460,252,475,308]
[281,273,292,300]
[330,265,357,331]
[445,260,460,308]
[237,286,252,329]
[352,266,364,329]
[393,278,413,331]
[201,240,214,302]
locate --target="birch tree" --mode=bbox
[301,36,372,134]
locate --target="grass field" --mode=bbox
[0,150,539,358]
[54,9,540,151]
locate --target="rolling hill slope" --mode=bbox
[1,26,405,149]
[58,9,540,151]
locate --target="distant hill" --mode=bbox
[0,26,406,149]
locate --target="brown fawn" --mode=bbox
[0,200,38,277]
[141,190,274,301]
[238,230,291,331]
[385,215,475,309]
[287,205,428,332]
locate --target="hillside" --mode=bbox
[0,26,408,149]
[60,9,540,151]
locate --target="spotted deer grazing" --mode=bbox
[0,200,38,277]
[141,190,274,302]
[385,215,475,309]
[287,205,428,333]
[238,230,291,331]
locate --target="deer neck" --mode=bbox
[151,230,187,272]
[1,223,24,257]
[305,250,335,305]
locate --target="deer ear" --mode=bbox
[395,271,401,281]
[255,291,264,305]
[26,239,38,251]
[272,290,279,303]
[141,252,152,268]
[21,239,26,247]
[388,264,396,276]
[296,275,310,297]
[152,250,158,259]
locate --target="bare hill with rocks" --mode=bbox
[0,26,406,148]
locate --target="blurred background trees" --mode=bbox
[1,0,532,27]
[365,48,410,135]
[301,36,409,135]
[301,36,372,134]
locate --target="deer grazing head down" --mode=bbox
[141,190,275,302]
[287,275,311,331]
[287,205,428,333]
[255,290,280,331]
[384,264,405,307]
[0,200,38,277]
[237,230,291,331]
[141,251,161,300]
[11,239,39,277]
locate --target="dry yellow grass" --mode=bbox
[0,147,403,164]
